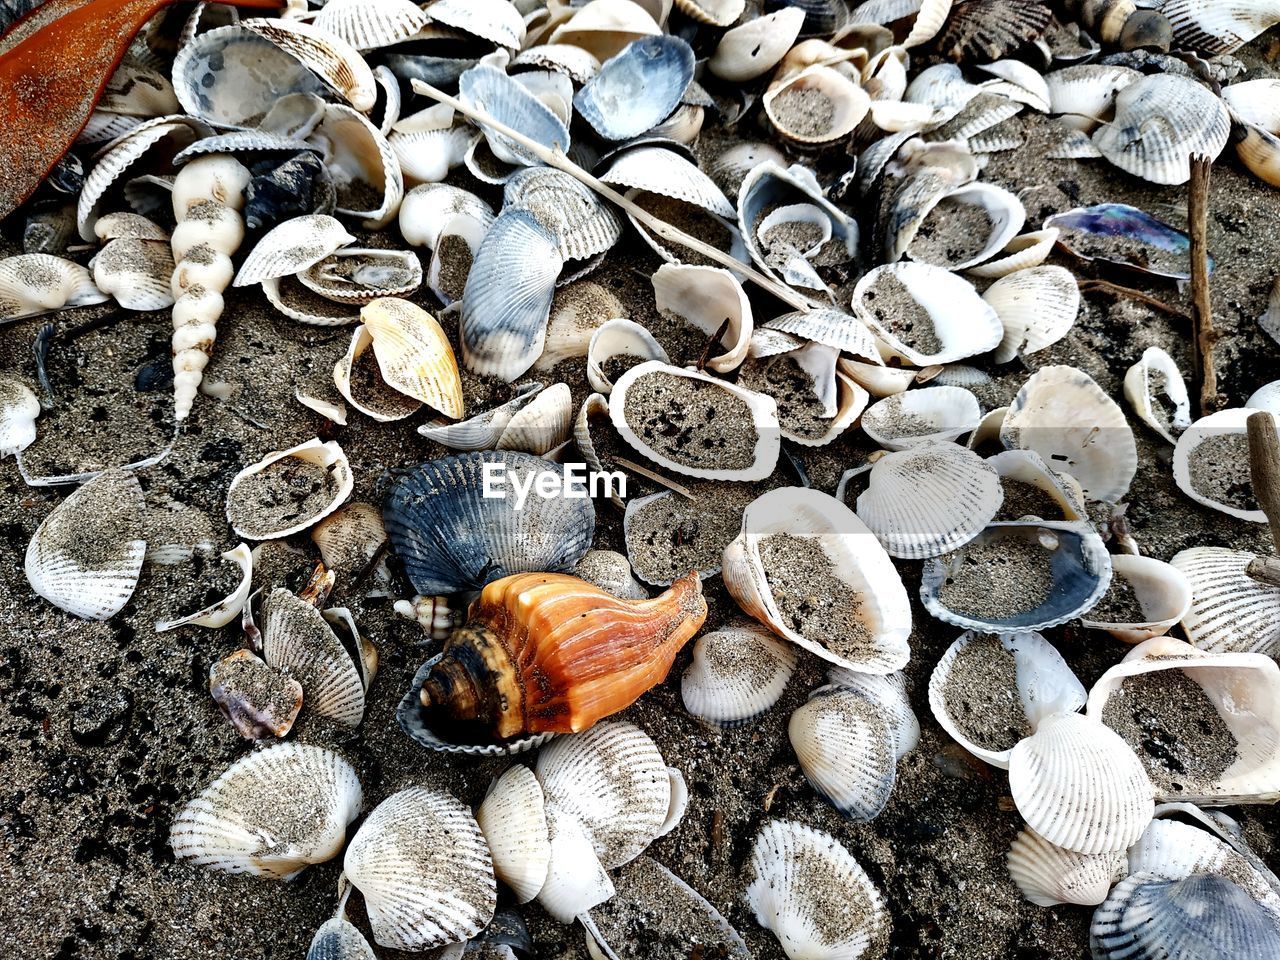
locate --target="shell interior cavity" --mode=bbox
[225,439,354,540]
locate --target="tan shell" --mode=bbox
[358,298,464,418]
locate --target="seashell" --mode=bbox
[823,668,920,757]
[416,382,541,450]
[495,382,574,455]
[789,684,900,821]
[904,62,987,120]
[394,595,462,642]
[763,308,883,364]
[268,277,361,327]
[90,238,176,311]
[928,630,1086,768]
[852,262,1001,365]
[536,720,674,868]
[586,320,670,395]
[609,361,781,481]
[921,520,1113,633]
[240,18,376,112]
[428,0,526,48]
[984,266,1079,364]
[342,786,496,950]
[1092,74,1231,185]
[0,254,107,321]
[746,820,890,960]
[1123,347,1191,444]
[171,743,362,879]
[1173,408,1268,523]
[966,228,1060,278]
[262,588,367,727]
[709,142,789,197]
[650,264,752,373]
[763,65,870,145]
[935,0,1053,62]
[723,487,913,673]
[0,376,39,459]
[855,442,1003,558]
[1158,0,1280,55]
[225,438,354,540]
[1172,547,1280,657]
[424,209,486,304]
[503,166,623,262]
[314,0,431,51]
[900,181,1027,272]
[314,103,405,230]
[298,248,422,304]
[1221,79,1280,188]
[358,297,464,416]
[399,183,495,249]
[839,357,918,397]
[93,212,169,243]
[549,0,662,61]
[709,8,806,82]
[1090,872,1280,960]
[513,69,575,127]
[155,544,254,632]
[475,764,550,903]
[737,343,868,448]
[1087,636,1280,802]
[1007,828,1126,908]
[336,322,424,421]
[234,215,356,287]
[243,153,336,233]
[24,468,146,621]
[573,549,648,600]
[681,622,798,726]
[538,805,615,922]
[600,146,734,219]
[409,573,706,741]
[512,44,603,84]
[575,35,694,141]
[1001,364,1137,503]
[1079,555,1192,643]
[172,26,326,128]
[1045,64,1142,132]
[455,66,570,168]
[306,918,377,960]
[461,208,564,381]
[1044,203,1205,281]
[861,387,983,451]
[208,649,304,740]
[383,451,596,595]
[388,113,473,184]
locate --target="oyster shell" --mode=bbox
[575,35,694,141]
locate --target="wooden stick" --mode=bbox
[1188,155,1219,416]
[409,78,814,313]
[1076,279,1189,321]
[695,317,731,371]
[613,457,695,499]
[1247,555,1280,589]
[1247,410,1280,553]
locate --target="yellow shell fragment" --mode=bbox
[359,297,464,418]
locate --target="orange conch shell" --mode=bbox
[420,571,707,739]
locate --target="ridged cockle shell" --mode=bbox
[416,571,707,740]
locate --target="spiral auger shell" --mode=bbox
[170,154,251,422]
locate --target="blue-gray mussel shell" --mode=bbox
[383,450,595,595]
[1090,872,1280,960]
[1044,203,1214,281]
[306,917,376,960]
[574,36,695,141]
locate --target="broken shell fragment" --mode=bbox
[0,376,40,458]
[298,248,422,304]
[681,622,798,727]
[586,320,670,395]
[966,228,1060,279]
[208,649,304,740]
[1124,346,1192,444]
[305,918,378,960]
[650,264,752,373]
[1173,408,1268,523]
[156,543,254,631]
[538,805,615,923]
[225,439,354,540]
[710,8,805,81]
[263,588,368,728]
[1045,203,1206,281]
[359,297,464,417]
[310,503,387,583]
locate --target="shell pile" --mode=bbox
[6,0,1280,957]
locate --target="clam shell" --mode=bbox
[0,254,108,320]
[0,375,39,458]
[359,298,463,416]
[739,345,867,448]
[90,238,176,311]
[1000,364,1137,503]
[681,622,798,726]
[651,264,752,372]
[1092,74,1231,185]
[333,324,420,420]
[709,8,806,81]
[389,120,472,184]
[25,468,146,621]
[855,442,1003,559]
[763,65,871,145]
[535,281,625,373]
[343,786,496,950]
[1007,828,1125,908]
[382,451,595,595]
[418,382,543,450]
[852,262,1001,366]
[1158,0,1280,55]
[1045,203,1205,281]
[839,357,917,397]
[234,214,356,287]
[984,266,1080,364]
[722,487,913,674]
[503,166,623,261]
[928,630,1086,769]
[512,44,603,84]
[1045,64,1142,132]
[965,228,1060,279]
[475,764,551,903]
[170,743,362,879]
[903,181,1027,272]
[763,308,882,363]
[861,387,983,451]
[93,212,169,242]
[709,141,788,196]
[1173,408,1268,523]
[600,146,734,218]
[935,0,1053,61]
[461,208,564,381]
[746,819,890,960]
[1246,380,1280,415]
[921,520,1113,634]
[225,438,354,540]
[314,0,431,50]
[1079,555,1192,643]
[262,588,366,727]
[536,720,672,869]
[427,210,488,304]
[495,381,574,454]
[306,918,377,960]
[155,544,254,631]
[428,0,526,48]
[609,361,781,481]
[455,66,570,167]
[1124,346,1192,444]
[537,806,615,923]
[1172,547,1280,656]
[586,320,669,394]
[575,35,694,141]
[573,549,648,600]
[789,684,899,821]
[298,248,422,304]
[399,183,495,249]
[316,103,404,230]
[241,18,376,111]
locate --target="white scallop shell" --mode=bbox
[1006,828,1125,907]
[155,544,253,632]
[475,764,550,904]
[171,743,362,879]
[316,103,405,230]
[1123,346,1192,444]
[764,65,871,145]
[1008,712,1154,855]
[1246,379,1280,414]
[746,819,890,960]
[1172,547,1280,656]
[1159,0,1280,55]
[789,685,899,822]
[586,320,670,395]
[651,264,752,373]
[1173,408,1268,522]
[428,0,526,47]
[25,468,146,621]
[1045,64,1141,131]
[0,375,40,458]
[601,146,734,218]
[225,438,354,539]
[861,387,983,451]
[681,622,798,726]
[709,7,805,81]
[535,281,626,372]
[262,588,366,727]
[310,502,387,577]
[537,806,615,924]
[0,254,108,320]
[1079,555,1193,644]
[984,266,1080,364]
[298,248,422,304]
[241,18,376,111]
[343,786,496,951]
[495,381,573,454]
[306,917,378,960]
[314,0,430,50]
[90,238,176,311]
[234,215,356,287]
[418,382,542,450]
[903,181,1026,272]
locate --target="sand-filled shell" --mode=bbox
[1009,711,1153,855]
[25,468,146,621]
[723,487,912,674]
[342,786,496,950]
[572,549,648,600]
[988,449,1086,522]
[0,254,107,321]
[1044,203,1205,281]
[334,324,422,421]
[852,262,1001,366]
[1087,636,1280,803]
[897,181,1026,272]
[298,248,421,304]
[383,451,595,595]
[1090,872,1280,960]
[1044,64,1141,131]
[855,442,1003,559]
[315,103,405,230]
[1158,0,1280,55]
[170,743,362,879]
[234,215,356,287]
[746,819,890,960]
[928,630,1086,768]
[861,387,983,451]
[0,376,39,458]
[1079,555,1192,643]
[225,439,354,540]
[537,805,615,923]
[1172,547,1280,657]
[921,520,1113,633]
[681,622,799,727]
[1000,364,1138,503]
[966,228,1060,279]
[475,764,550,903]
[358,297,463,416]
[456,66,570,168]
[1124,346,1191,444]
[1173,408,1267,523]
[262,588,367,727]
[310,502,387,581]
[650,264,752,372]
[1092,74,1231,185]
[240,18,376,111]
[575,35,694,141]
[763,65,870,145]
[586,320,669,395]
[984,266,1079,364]
[306,918,377,960]
[609,361,780,481]
[155,543,254,632]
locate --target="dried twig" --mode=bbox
[695,317,731,372]
[1247,410,1280,553]
[409,78,814,312]
[1076,279,1189,321]
[1247,555,1280,589]
[1189,155,1219,416]
[613,457,695,499]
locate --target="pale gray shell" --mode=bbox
[262,588,367,727]
[573,549,648,600]
[234,215,357,287]
[306,918,377,960]
[503,166,623,262]
[600,146,734,218]
[575,35,695,141]
[314,0,430,51]
[1158,0,1280,56]
[1007,828,1125,908]
[457,65,570,167]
